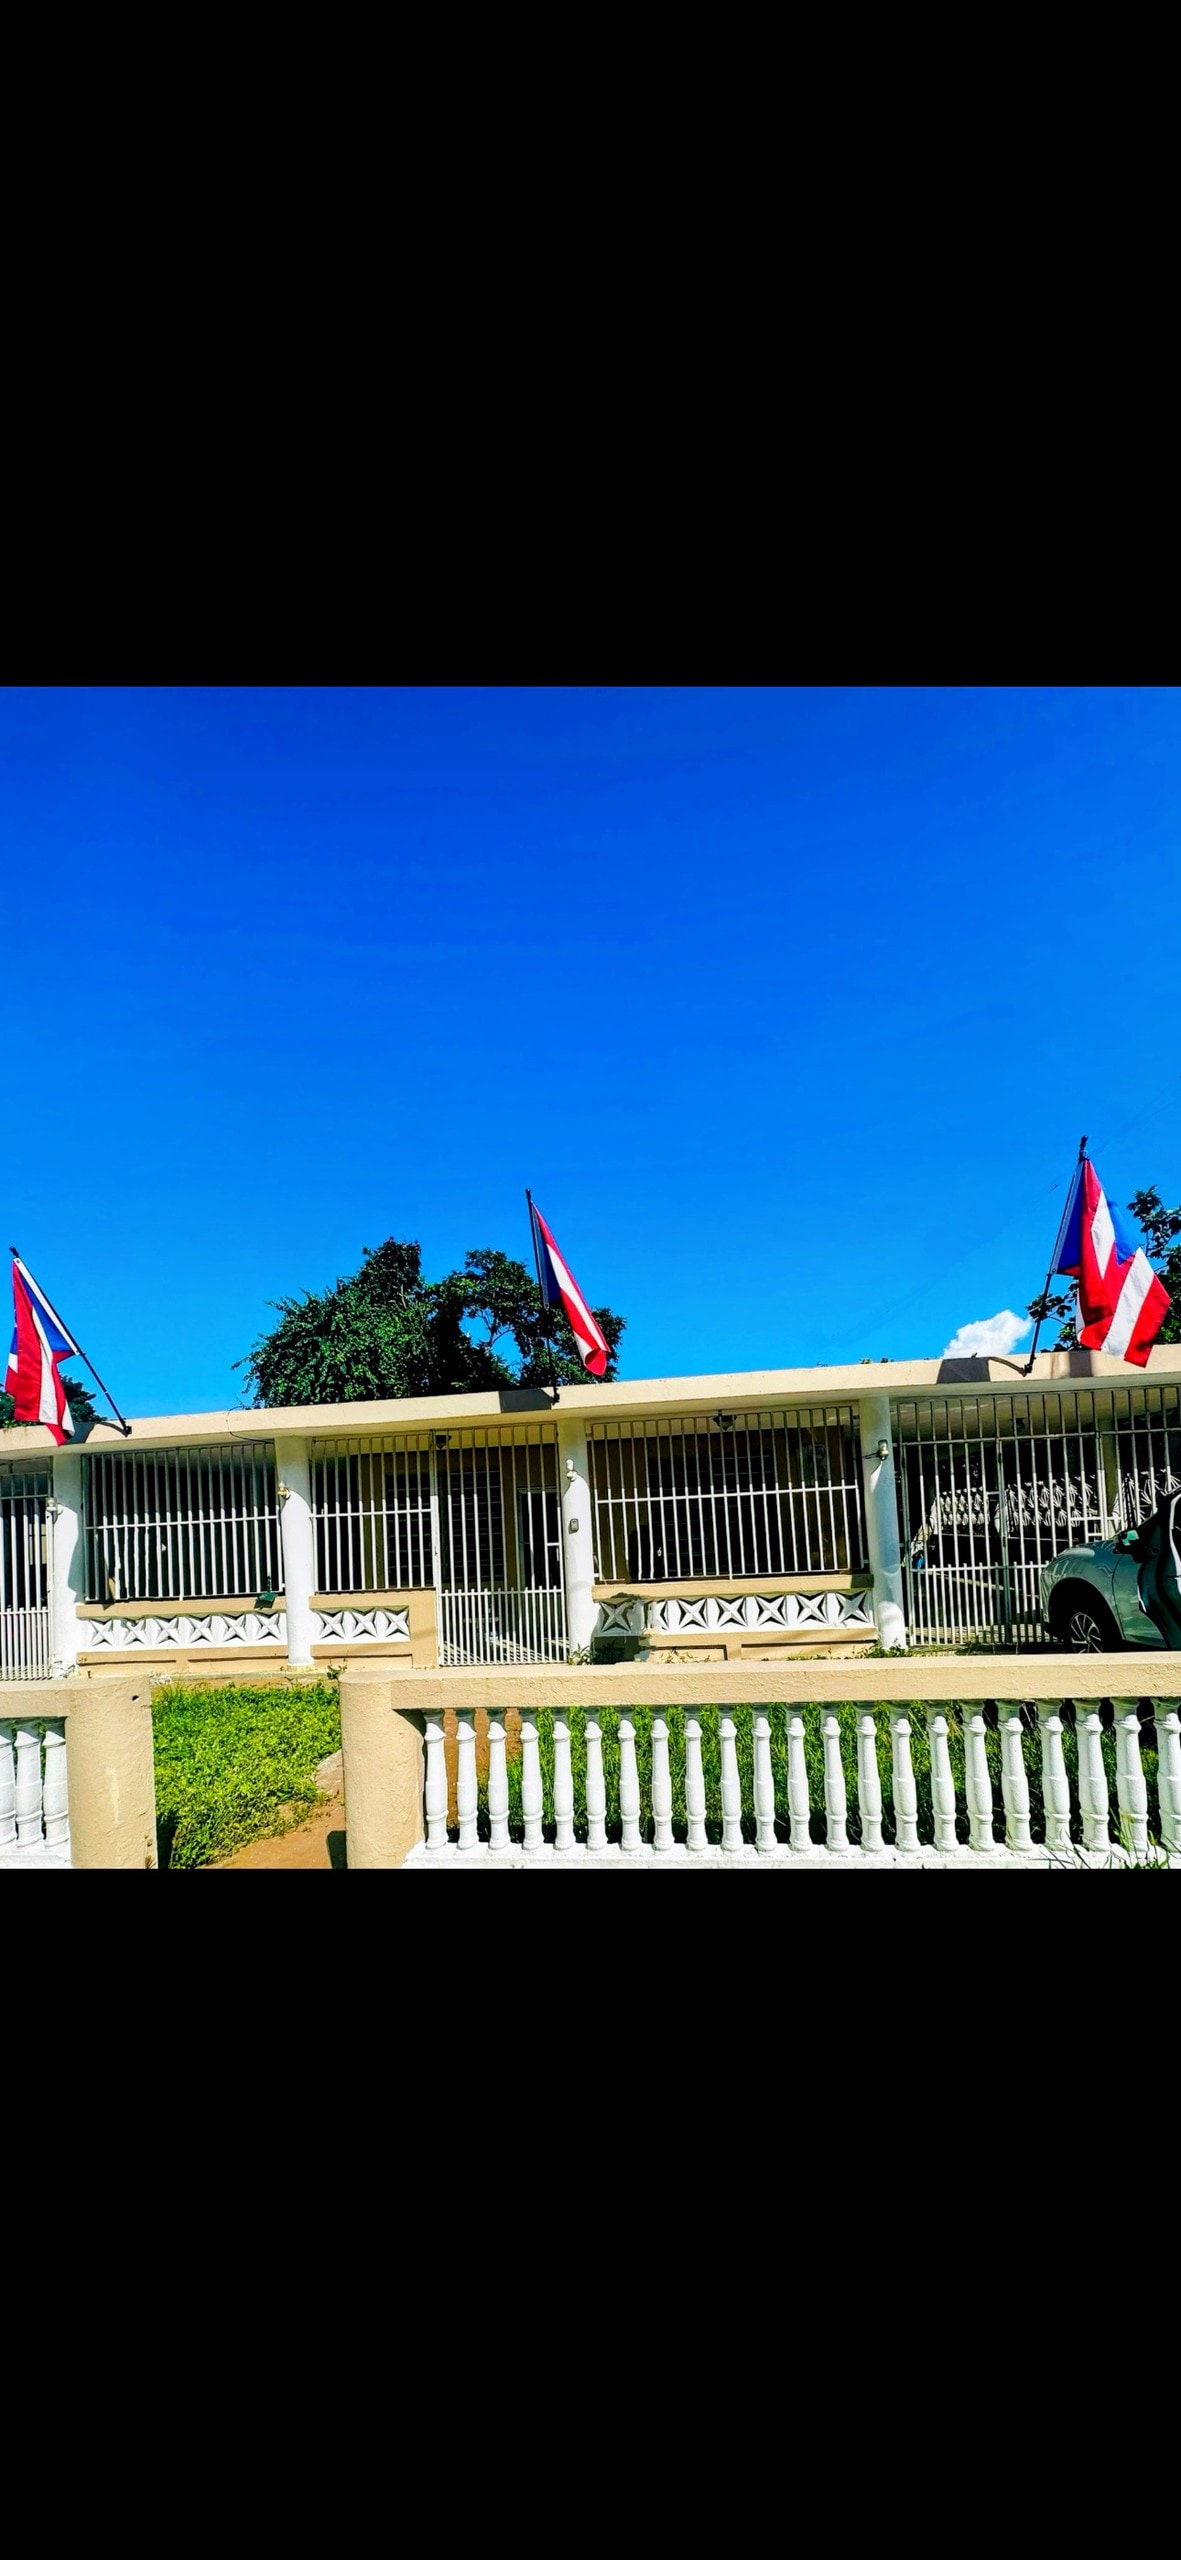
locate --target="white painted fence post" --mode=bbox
[856,1706,884,1852]
[1075,1700,1111,1859]
[15,1723,42,1845]
[424,1709,448,1849]
[584,1711,608,1852]
[997,1702,1032,1854]
[890,1707,920,1852]
[1111,1699,1148,1860]
[752,1708,777,1854]
[618,1710,642,1852]
[651,1712,674,1851]
[553,1704,575,1851]
[684,1711,708,1851]
[1037,1705,1072,1856]
[277,1435,317,1668]
[556,1416,597,1657]
[42,1721,69,1848]
[0,1721,15,1845]
[963,1705,997,1852]
[718,1705,743,1853]
[861,1392,907,1650]
[926,1705,958,1854]
[455,1707,477,1851]
[820,1706,848,1852]
[50,1448,83,1675]
[520,1706,545,1852]
[487,1708,510,1852]
[786,1706,811,1852]
[1153,1703,1181,1858]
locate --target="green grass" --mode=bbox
[152,1679,340,1869]
[480,1701,1160,1850]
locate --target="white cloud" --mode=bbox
[942,1309,1032,1358]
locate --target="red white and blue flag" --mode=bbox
[6,1257,82,1442]
[1053,1156,1171,1368]
[529,1200,610,1377]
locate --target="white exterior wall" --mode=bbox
[556,1413,596,1654]
[50,1448,84,1675]
[278,1435,317,1667]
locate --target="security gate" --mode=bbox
[1,1466,53,1681]
[436,1423,568,1664]
[893,1384,1181,1648]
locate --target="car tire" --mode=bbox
[1049,1588,1123,1654]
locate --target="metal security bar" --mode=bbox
[311,1434,433,1591]
[892,1385,1181,1648]
[1,1466,52,1681]
[81,1443,282,1603]
[436,1423,567,1663]
[587,1408,866,1583]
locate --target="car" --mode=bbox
[1039,1485,1181,1651]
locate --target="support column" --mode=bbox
[556,1413,596,1656]
[50,1448,84,1676]
[861,1392,907,1651]
[278,1435,317,1668]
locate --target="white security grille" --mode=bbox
[1,1466,52,1681]
[82,1443,282,1602]
[587,1408,866,1583]
[893,1384,1181,1648]
[436,1423,567,1663]
[311,1434,433,1591]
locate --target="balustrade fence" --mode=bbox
[0,1715,69,1863]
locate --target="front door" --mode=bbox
[435,1430,569,1663]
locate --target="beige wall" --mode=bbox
[0,1672,158,1869]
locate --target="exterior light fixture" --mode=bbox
[713,1411,735,1431]
[435,1433,451,1449]
[876,1439,890,1461]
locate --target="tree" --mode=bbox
[1027,1181,1181,1347]
[237,1235,626,1408]
[1,1373,98,1432]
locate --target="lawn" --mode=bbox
[152,1678,341,1869]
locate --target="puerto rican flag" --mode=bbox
[6,1257,82,1441]
[529,1200,610,1377]
[1054,1156,1171,1368]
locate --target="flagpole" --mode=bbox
[524,1190,560,1401]
[1021,1136,1087,1378]
[9,1248,133,1436]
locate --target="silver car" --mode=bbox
[1039,1487,1181,1652]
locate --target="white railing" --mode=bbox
[82,1441,283,1603]
[0,1606,52,1680]
[901,1562,1047,1650]
[2,1467,52,1682]
[0,1715,70,1865]
[438,1588,568,1665]
[588,1407,866,1584]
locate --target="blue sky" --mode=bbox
[3,686,1178,1416]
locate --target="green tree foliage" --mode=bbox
[1028,1181,1181,1348]
[1,1372,97,1432]
[238,1236,626,1408]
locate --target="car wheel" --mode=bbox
[1050,1591,1122,1653]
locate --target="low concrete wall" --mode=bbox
[1,1673,158,1869]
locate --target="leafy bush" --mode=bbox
[152,1679,340,1869]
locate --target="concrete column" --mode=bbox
[339,1672,425,1868]
[556,1413,596,1655]
[50,1447,84,1675]
[61,1674,158,1868]
[278,1434,317,1667]
[861,1392,907,1650]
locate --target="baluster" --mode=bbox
[1074,1698,1111,1859]
[1037,1704,1072,1855]
[455,1706,478,1851]
[962,1704,997,1852]
[0,1722,15,1847]
[1111,1697,1148,1860]
[619,1710,642,1852]
[684,1710,708,1851]
[997,1701,1032,1853]
[856,1706,883,1853]
[520,1707,545,1852]
[424,1709,448,1849]
[487,1708,509,1852]
[752,1708,777,1854]
[15,1723,43,1846]
[584,1710,608,1853]
[553,1704,575,1852]
[651,1712,674,1852]
[926,1705,958,1853]
[718,1705,743,1853]
[786,1706,811,1852]
[890,1707,919,1853]
[1153,1701,1181,1859]
[820,1706,847,1852]
[42,1722,68,1849]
